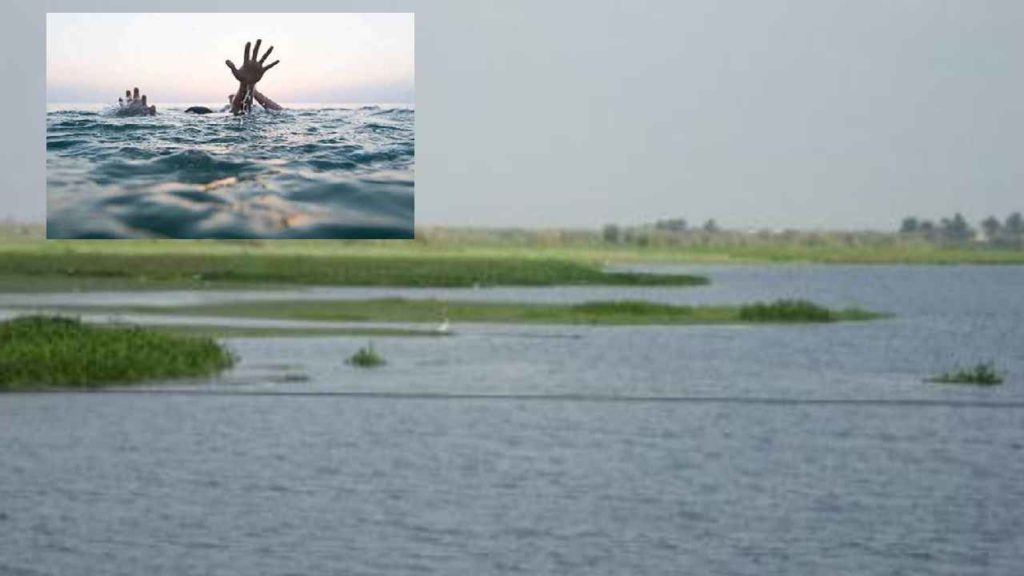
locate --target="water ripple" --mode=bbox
[47,106,415,238]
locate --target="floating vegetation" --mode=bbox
[0,316,234,390]
[927,362,1004,386]
[347,342,386,368]
[738,299,878,323]
[119,297,882,326]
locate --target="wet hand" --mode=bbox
[119,87,156,116]
[225,39,280,87]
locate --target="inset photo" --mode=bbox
[46,13,414,239]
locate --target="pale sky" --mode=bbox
[4,0,1022,227]
[47,13,414,103]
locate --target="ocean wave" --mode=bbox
[370,108,415,118]
[46,137,88,151]
[92,150,254,185]
[46,107,415,239]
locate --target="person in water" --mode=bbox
[116,87,156,116]
[185,90,282,115]
[117,39,282,116]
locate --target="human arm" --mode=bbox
[253,89,283,111]
[225,39,280,114]
[229,83,249,115]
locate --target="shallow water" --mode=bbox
[46,104,414,239]
[2,265,1023,574]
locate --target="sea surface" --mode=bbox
[46,103,414,239]
[1,265,1023,575]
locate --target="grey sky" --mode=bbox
[3,0,1022,229]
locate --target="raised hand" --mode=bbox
[117,87,156,116]
[225,39,280,87]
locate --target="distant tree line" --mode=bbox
[899,212,1023,248]
[602,218,720,245]
[596,212,1024,251]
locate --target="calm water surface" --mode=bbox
[46,104,414,239]
[1,265,1022,574]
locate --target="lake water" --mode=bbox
[46,104,414,239]
[1,265,1023,574]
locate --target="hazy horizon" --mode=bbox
[8,213,1021,233]
[45,101,415,106]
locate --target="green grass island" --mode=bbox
[79,298,884,326]
[0,316,234,391]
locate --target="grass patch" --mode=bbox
[347,342,386,368]
[118,297,882,326]
[0,251,706,290]
[0,316,234,390]
[927,362,1004,386]
[738,299,877,322]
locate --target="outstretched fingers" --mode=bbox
[264,60,280,72]
[252,39,262,63]
[243,41,251,65]
[258,46,274,65]
[225,59,241,82]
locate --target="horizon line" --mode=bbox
[0,221,938,234]
[46,101,415,105]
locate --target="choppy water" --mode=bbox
[2,266,1023,574]
[46,104,414,239]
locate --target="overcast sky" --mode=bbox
[415,0,1024,229]
[47,13,414,103]
[3,0,1023,228]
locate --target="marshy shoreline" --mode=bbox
[33,298,881,328]
[0,224,1016,393]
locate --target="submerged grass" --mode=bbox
[0,316,234,390]
[347,342,386,368]
[129,298,882,326]
[738,299,878,322]
[927,362,1004,386]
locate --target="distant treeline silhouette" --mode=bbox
[900,212,1023,247]
[598,212,1024,250]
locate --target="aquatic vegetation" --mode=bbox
[0,316,234,390]
[0,251,707,289]
[347,342,386,368]
[739,300,834,322]
[738,299,879,322]
[927,362,1004,386]
[114,297,880,326]
[567,301,701,322]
